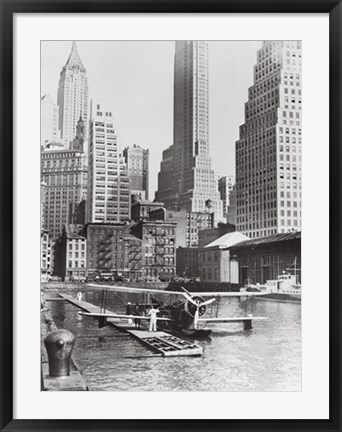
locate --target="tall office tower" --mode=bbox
[57,41,88,149]
[156,41,223,224]
[236,41,302,238]
[41,147,88,240]
[123,144,149,200]
[41,94,60,148]
[218,175,235,220]
[226,184,237,226]
[87,100,130,223]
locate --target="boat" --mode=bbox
[244,259,301,302]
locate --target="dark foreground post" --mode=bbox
[243,319,253,330]
[44,329,75,377]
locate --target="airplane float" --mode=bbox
[79,284,270,338]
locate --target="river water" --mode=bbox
[48,289,301,392]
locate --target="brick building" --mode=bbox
[198,222,236,248]
[131,220,177,280]
[176,247,199,278]
[81,223,142,280]
[54,225,87,281]
[149,207,214,248]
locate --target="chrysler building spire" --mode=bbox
[57,41,88,148]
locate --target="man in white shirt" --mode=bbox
[147,305,159,332]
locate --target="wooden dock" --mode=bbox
[58,293,203,357]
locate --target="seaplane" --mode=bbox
[79,284,270,338]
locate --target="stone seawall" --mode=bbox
[41,294,89,391]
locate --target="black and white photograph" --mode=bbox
[40,39,302,392]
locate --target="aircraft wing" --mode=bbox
[79,311,173,321]
[86,283,186,297]
[198,316,269,323]
[188,291,271,297]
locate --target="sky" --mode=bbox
[41,40,261,198]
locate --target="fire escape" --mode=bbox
[97,233,113,269]
[154,227,165,276]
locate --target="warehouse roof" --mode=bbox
[230,231,301,249]
[205,231,250,249]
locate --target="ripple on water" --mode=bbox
[48,292,301,391]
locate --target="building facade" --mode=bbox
[156,41,223,224]
[198,232,249,283]
[131,220,177,280]
[87,99,130,223]
[226,184,237,226]
[41,181,47,231]
[82,223,142,279]
[41,94,60,149]
[41,147,88,240]
[236,41,302,238]
[130,198,164,222]
[54,225,87,281]
[198,222,236,248]
[218,175,235,220]
[149,207,214,248]
[41,230,53,279]
[123,144,149,200]
[176,247,199,278]
[229,231,301,285]
[57,41,88,149]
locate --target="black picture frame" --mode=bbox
[1,1,340,431]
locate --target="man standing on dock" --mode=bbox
[126,302,134,325]
[148,305,159,332]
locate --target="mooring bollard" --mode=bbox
[44,329,75,377]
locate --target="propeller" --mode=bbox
[181,287,216,320]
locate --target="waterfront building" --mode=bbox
[176,247,199,278]
[130,197,164,222]
[198,231,249,284]
[81,223,142,280]
[198,222,236,248]
[149,207,214,248]
[41,94,60,149]
[54,225,87,281]
[41,230,53,278]
[218,175,235,220]
[155,41,223,224]
[87,99,130,223]
[123,144,149,200]
[131,220,177,280]
[41,145,88,240]
[236,41,302,238]
[57,41,88,149]
[229,231,301,285]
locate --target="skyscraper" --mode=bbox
[218,175,235,221]
[123,144,149,200]
[41,94,60,148]
[57,41,88,149]
[87,99,130,223]
[236,41,302,238]
[41,147,88,240]
[156,41,223,224]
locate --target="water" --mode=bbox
[48,289,301,391]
